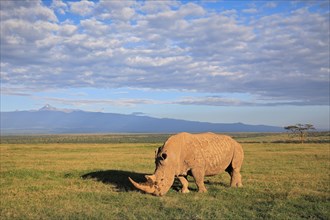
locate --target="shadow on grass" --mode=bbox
[81,170,229,193]
[81,170,148,192]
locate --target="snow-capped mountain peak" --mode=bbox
[39,104,58,111]
[38,104,81,113]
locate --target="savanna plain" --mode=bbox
[1,132,329,219]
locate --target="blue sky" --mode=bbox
[1,0,329,129]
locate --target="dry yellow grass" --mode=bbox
[1,135,329,219]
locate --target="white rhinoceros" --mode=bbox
[129,132,244,196]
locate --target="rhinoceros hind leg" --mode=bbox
[230,169,243,188]
[228,144,244,188]
[178,176,190,193]
[226,163,243,187]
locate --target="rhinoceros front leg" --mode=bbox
[178,176,190,193]
[191,168,207,192]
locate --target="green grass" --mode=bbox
[1,134,329,219]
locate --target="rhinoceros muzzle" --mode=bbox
[129,174,173,196]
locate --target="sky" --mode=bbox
[0,0,329,129]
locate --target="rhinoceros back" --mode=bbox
[187,133,239,176]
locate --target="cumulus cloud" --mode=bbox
[69,0,95,16]
[96,0,136,21]
[1,0,329,106]
[51,0,69,15]
[0,0,58,22]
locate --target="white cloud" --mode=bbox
[178,2,206,17]
[242,8,258,14]
[0,0,57,22]
[138,1,180,14]
[174,96,245,106]
[69,0,95,16]
[96,0,136,21]
[1,1,329,106]
[51,0,68,14]
[265,2,277,8]
[80,18,109,35]
[125,56,188,67]
[38,97,161,108]
[58,24,77,36]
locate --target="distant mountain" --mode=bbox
[0,105,284,134]
[36,104,81,113]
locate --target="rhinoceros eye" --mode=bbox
[161,153,167,160]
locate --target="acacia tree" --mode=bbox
[284,124,315,143]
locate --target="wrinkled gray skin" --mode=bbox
[129,132,244,196]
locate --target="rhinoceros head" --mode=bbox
[129,133,186,196]
[129,149,176,196]
[129,134,185,196]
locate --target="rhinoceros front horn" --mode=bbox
[128,177,155,194]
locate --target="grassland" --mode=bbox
[0,133,329,219]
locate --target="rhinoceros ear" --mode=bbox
[145,175,156,183]
[155,147,161,158]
